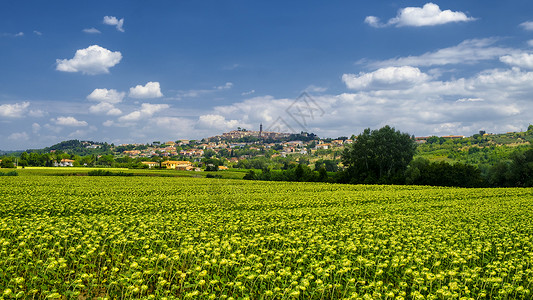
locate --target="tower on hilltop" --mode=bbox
[259,123,263,138]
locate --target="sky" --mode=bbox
[2,1,533,150]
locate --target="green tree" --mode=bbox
[341,125,416,184]
[0,157,16,168]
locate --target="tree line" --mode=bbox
[245,125,533,188]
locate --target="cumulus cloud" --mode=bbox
[118,103,168,122]
[365,3,475,28]
[342,66,430,90]
[8,132,29,141]
[87,88,125,104]
[196,114,241,130]
[198,65,533,139]
[33,30,42,36]
[83,28,101,34]
[129,82,164,99]
[89,102,122,116]
[369,39,515,68]
[520,21,533,31]
[52,116,88,127]
[103,16,124,32]
[500,53,533,69]
[0,102,30,117]
[86,88,125,116]
[56,45,122,75]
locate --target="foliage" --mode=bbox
[0,157,16,168]
[487,147,533,187]
[245,164,334,182]
[0,177,532,299]
[342,125,417,184]
[87,170,133,176]
[0,171,18,176]
[405,158,484,187]
[314,159,339,172]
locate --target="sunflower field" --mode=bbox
[0,176,532,299]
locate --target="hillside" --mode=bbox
[416,128,533,170]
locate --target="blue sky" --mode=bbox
[2,1,533,150]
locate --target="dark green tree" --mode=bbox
[0,157,16,168]
[341,125,417,184]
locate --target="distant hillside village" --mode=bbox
[2,125,533,175]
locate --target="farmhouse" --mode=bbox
[161,160,192,170]
[141,161,159,169]
[54,159,75,167]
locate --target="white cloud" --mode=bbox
[152,117,195,131]
[197,66,533,139]
[68,126,97,138]
[87,88,125,104]
[56,45,122,75]
[520,21,533,31]
[364,16,383,28]
[8,132,29,141]
[306,85,328,93]
[28,109,46,118]
[89,102,122,116]
[52,116,88,127]
[369,39,515,68]
[216,82,233,90]
[342,66,430,90]
[33,30,42,36]
[241,90,256,96]
[129,82,163,99]
[103,16,124,32]
[1,32,24,38]
[366,3,475,28]
[86,88,124,116]
[500,53,533,69]
[103,120,114,127]
[118,103,169,122]
[528,40,533,47]
[83,28,101,34]
[0,102,30,117]
[456,98,484,103]
[196,114,241,130]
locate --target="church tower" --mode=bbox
[259,123,263,138]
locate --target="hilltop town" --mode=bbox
[2,125,533,173]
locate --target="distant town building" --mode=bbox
[141,161,158,169]
[54,159,75,167]
[161,160,192,170]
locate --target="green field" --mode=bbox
[8,167,247,180]
[0,176,532,299]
